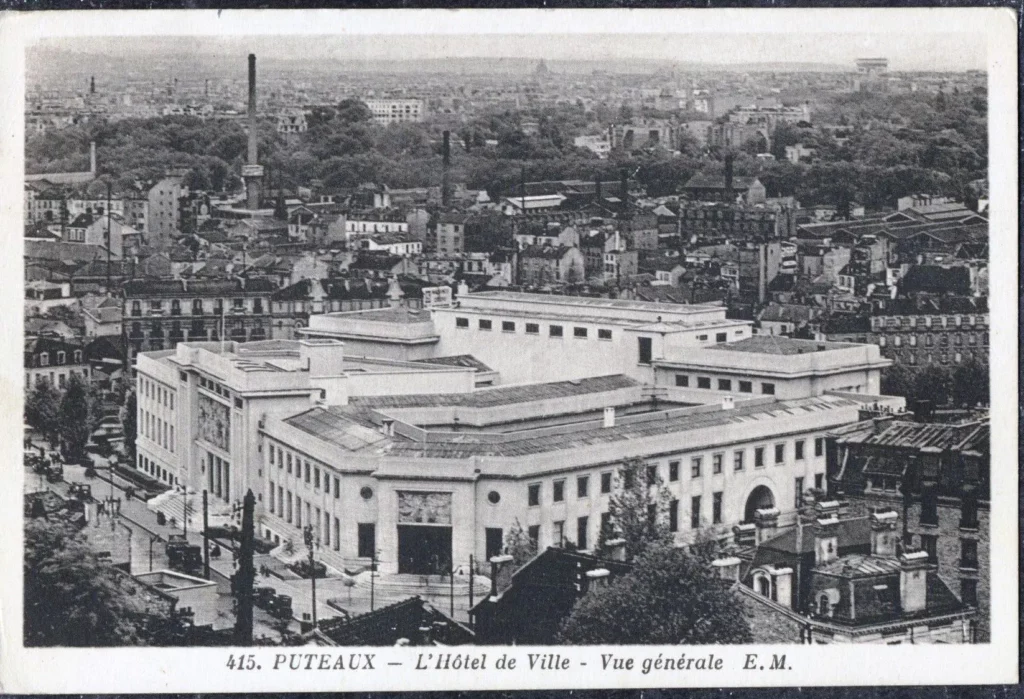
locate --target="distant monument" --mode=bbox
[535,59,550,77]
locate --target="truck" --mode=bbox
[165,534,203,576]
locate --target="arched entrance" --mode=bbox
[744,485,775,522]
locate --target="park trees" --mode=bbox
[57,373,92,464]
[596,458,675,563]
[556,540,753,645]
[25,377,62,443]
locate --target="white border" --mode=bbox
[0,8,1017,692]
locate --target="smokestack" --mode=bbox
[243,54,264,210]
[441,130,451,209]
[247,54,258,166]
[724,152,734,202]
[205,78,209,98]
[90,76,95,95]
[89,141,97,176]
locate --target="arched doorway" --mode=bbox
[744,485,775,522]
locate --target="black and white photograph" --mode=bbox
[1,7,1017,692]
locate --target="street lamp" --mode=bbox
[302,524,318,629]
[107,455,119,530]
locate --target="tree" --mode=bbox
[121,390,138,462]
[880,362,917,399]
[57,373,92,464]
[24,519,178,646]
[25,377,62,443]
[951,358,989,408]
[596,459,674,562]
[503,518,537,568]
[912,364,953,408]
[556,541,753,645]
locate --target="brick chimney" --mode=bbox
[870,510,899,557]
[603,406,616,428]
[899,550,930,613]
[604,537,627,561]
[753,507,780,544]
[489,554,515,598]
[733,522,757,546]
[814,515,840,565]
[711,555,742,582]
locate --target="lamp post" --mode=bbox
[303,524,318,629]
[107,455,118,530]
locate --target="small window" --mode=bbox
[795,440,805,460]
[455,317,469,328]
[815,437,824,457]
[646,465,658,484]
[716,332,727,343]
[669,499,679,532]
[697,377,711,389]
[528,483,541,507]
[814,473,824,491]
[304,462,311,483]
[637,336,652,364]
[573,327,588,338]
[675,374,689,387]
[598,329,612,340]
[334,477,340,499]
[479,319,492,331]
[733,450,744,471]
[795,477,805,508]
[234,397,243,409]
[718,378,732,391]
[774,443,786,464]
[960,579,978,606]
[553,479,565,502]
[755,447,765,468]
[487,490,501,504]
[314,467,320,489]
[697,334,708,341]
[668,461,679,482]
[577,476,589,498]
[526,323,540,334]
[690,496,701,529]
[600,472,612,494]
[960,539,978,568]
[739,380,752,393]
[56,351,66,365]
[501,321,516,332]
[549,325,563,338]
[712,492,723,524]
[691,457,702,478]
[762,383,776,395]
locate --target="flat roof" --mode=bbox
[465,291,723,315]
[321,306,433,324]
[286,392,860,459]
[707,336,852,356]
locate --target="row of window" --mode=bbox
[33,350,82,368]
[793,475,827,507]
[129,298,267,317]
[527,441,825,506]
[268,443,342,499]
[141,409,175,453]
[675,374,775,395]
[28,368,85,389]
[455,316,615,340]
[141,377,175,410]
[879,332,988,348]
[898,350,985,366]
[137,453,173,486]
[268,482,345,553]
[875,315,987,330]
[198,376,231,401]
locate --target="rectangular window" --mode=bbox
[669,461,679,482]
[526,323,539,334]
[795,440,805,460]
[478,319,492,331]
[718,378,732,391]
[573,327,588,338]
[739,380,752,393]
[501,321,516,332]
[637,336,652,364]
[269,480,276,513]
[815,437,824,457]
[333,518,340,551]
[733,450,744,471]
[697,377,711,389]
[528,525,540,549]
[691,496,701,529]
[691,457,702,478]
[577,517,589,550]
[577,476,589,498]
[357,523,376,558]
[755,446,765,468]
[549,325,563,338]
[304,462,311,483]
[960,579,978,606]
[334,477,340,499]
[775,443,785,464]
[528,483,541,507]
[716,332,727,343]
[712,453,724,474]
[712,492,723,524]
[286,492,293,523]
[314,467,320,490]
[646,465,657,484]
[286,453,292,474]
[762,382,776,395]
[795,477,805,508]
[600,472,612,494]
[553,479,565,502]
[961,539,978,568]
[455,317,469,328]
[920,489,938,525]
[295,497,302,527]
[960,496,979,529]
[920,534,938,563]
[814,473,824,491]
[598,329,612,340]
[553,520,564,546]
[669,499,679,532]
[675,374,689,387]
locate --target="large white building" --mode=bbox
[363,98,424,125]
[134,292,901,580]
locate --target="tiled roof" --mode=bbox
[839,420,988,452]
[760,517,872,555]
[814,554,903,577]
[874,295,988,316]
[123,277,277,297]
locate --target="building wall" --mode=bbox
[870,312,989,367]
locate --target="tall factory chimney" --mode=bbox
[242,53,265,210]
[90,76,95,95]
[441,130,452,209]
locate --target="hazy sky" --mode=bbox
[36,32,986,72]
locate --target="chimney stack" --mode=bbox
[243,54,264,210]
[724,152,734,202]
[753,507,780,544]
[870,510,899,557]
[899,550,930,613]
[90,76,95,95]
[814,515,840,565]
[441,130,452,209]
[603,406,616,428]
[89,141,97,176]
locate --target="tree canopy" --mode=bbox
[25,377,61,443]
[57,373,92,464]
[556,541,753,645]
[596,458,674,563]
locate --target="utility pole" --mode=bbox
[468,554,474,626]
[233,489,255,646]
[449,563,454,618]
[106,181,112,291]
[202,490,210,580]
[303,524,318,630]
[370,549,377,612]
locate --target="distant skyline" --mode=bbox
[32,32,986,73]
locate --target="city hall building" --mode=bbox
[134,291,901,578]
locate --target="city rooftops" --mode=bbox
[707,336,850,356]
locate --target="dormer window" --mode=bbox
[56,351,66,365]
[39,352,49,367]
[73,350,82,363]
